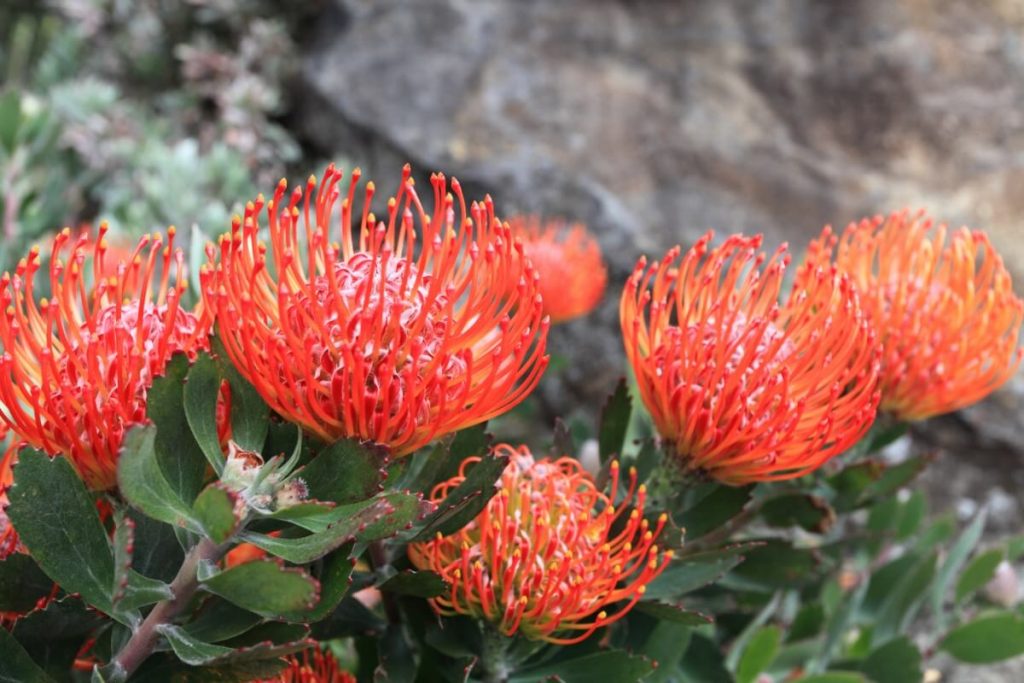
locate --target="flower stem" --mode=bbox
[110,537,228,679]
[481,626,513,683]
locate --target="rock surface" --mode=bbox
[296,0,1024,453]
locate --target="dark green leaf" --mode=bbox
[0,553,52,613]
[374,625,416,682]
[678,484,753,539]
[828,461,884,512]
[725,540,824,591]
[379,570,448,598]
[874,552,937,644]
[301,439,388,505]
[956,548,1004,605]
[0,91,22,154]
[811,577,868,673]
[641,620,693,683]
[7,451,114,613]
[598,379,632,463]
[305,546,356,622]
[408,451,508,541]
[436,423,492,484]
[158,625,235,665]
[200,560,319,621]
[789,603,825,642]
[855,637,922,683]
[193,484,241,544]
[635,601,712,626]
[795,674,866,683]
[678,633,733,683]
[212,336,270,454]
[311,596,387,640]
[510,649,655,683]
[184,601,264,643]
[183,352,228,475]
[736,626,781,683]
[0,628,52,683]
[761,494,835,533]
[644,544,755,600]
[10,597,104,642]
[117,426,201,533]
[148,352,207,504]
[126,509,184,583]
[863,454,933,499]
[864,422,908,453]
[940,611,1024,663]
[242,492,427,563]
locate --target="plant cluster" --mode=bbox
[0,162,1022,683]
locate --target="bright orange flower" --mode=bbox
[809,210,1024,421]
[202,164,549,456]
[260,647,354,683]
[621,232,880,484]
[0,224,210,489]
[508,216,608,323]
[409,445,672,645]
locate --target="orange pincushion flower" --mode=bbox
[508,216,608,323]
[260,647,354,683]
[809,210,1024,421]
[0,224,210,489]
[621,232,880,484]
[202,164,549,456]
[408,445,672,645]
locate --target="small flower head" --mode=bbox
[202,165,549,456]
[809,210,1024,421]
[508,216,608,323]
[409,445,671,645]
[261,647,354,683]
[621,232,880,484]
[0,225,210,489]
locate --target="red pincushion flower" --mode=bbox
[508,216,608,323]
[621,232,880,484]
[0,224,210,490]
[259,647,354,683]
[809,210,1024,421]
[408,445,672,645]
[202,165,549,456]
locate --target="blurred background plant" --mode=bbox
[0,0,321,275]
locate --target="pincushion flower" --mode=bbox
[808,210,1024,421]
[508,216,608,323]
[621,232,880,484]
[261,648,354,683]
[202,164,549,455]
[0,224,210,489]
[408,445,672,645]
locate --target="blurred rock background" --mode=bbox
[2,0,1023,641]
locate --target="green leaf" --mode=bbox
[374,625,417,682]
[510,649,655,683]
[408,450,509,541]
[148,352,208,504]
[635,601,712,626]
[184,600,265,643]
[0,553,52,614]
[159,623,312,667]
[10,596,105,642]
[811,577,868,674]
[193,484,242,544]
[213,336,270,454]
[932,508,987,630]
[311,596,386,640]
[644,544,754,600]
[200,560,319,621]
[874,552,937,643]
[855,637,922,683]
[126,509,184,583]
[242,492,428,563]
[598,379,632,463]
[677,484,753,539]
[305,546,356,622]
[864,454,932,499]
[940,611,1024,663]
[379,570,448,598]
[117,426,201,533]
[725,540,824,591]
[435,423,492,485]
[300,439,388,505]
[184,352,228,475]
[641,620,694,683]
[6,451,114,614]
[0,628,52,683]
[761,494,836,533]
[789,604,825,642]
[736,626,781,683]
[955,548,1004,604]
[795,674,866,683]
[109,512,174,619]
[679,633,733,683]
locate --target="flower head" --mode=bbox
[621,232,880,484]
[508,216,608,323]
[0,224,209,489]
[409,445,671,645]
[809,210,1024,421]
[202,165,549,456]
[261,647,354,683]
